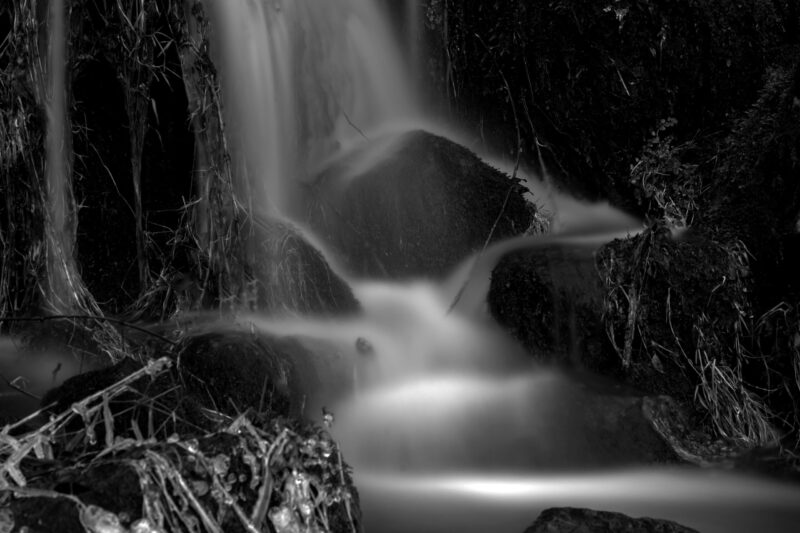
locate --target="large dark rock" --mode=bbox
[525,507,699,533]
[41,328,362,438]
[302,129,533,278]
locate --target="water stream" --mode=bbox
[207,0,421,214]
[205,1,800,531]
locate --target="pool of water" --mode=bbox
[356,468,800,533]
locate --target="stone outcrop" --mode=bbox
[303,129,534,279]
[524,507,699,533]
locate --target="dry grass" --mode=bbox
[599,227,784,447]
[1,355,358,533]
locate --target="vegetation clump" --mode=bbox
[1,346,360,533]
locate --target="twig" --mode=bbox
[337,449,357,533]
[251,427,287,528]
[0,374,40,401]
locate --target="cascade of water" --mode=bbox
[201,4,800,533]
[208,0,419,215]
[404,0,421,87]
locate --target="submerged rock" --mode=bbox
[177,329,358,421]
[303,129,533,278]
[525,507,699,533]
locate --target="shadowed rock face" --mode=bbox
[525,507,700,533]
[41,329,359,434]
[303,129,533,279]
[487,242,612,370]
[241,217,360,316]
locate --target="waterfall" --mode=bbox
[208,0,420,216]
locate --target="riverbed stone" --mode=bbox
[524,507,700,533]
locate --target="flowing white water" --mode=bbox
[204,2,800,532]
[208,0,420,214]
[240,278,800,533]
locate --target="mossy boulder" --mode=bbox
[302,129,533,278]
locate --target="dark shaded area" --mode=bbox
[139,50,196,274]
[698,61,800,311]
[488,242,611,370]
[0,4,47,319]
[429,0,788,213]
[41,329,358,441]
[70,42,195,314]
[597,228,745,402]
[525,507,699,533]
[71,59,140,311]
[1,496,84,533]
[305,129,533,278]
[176,330,324,420]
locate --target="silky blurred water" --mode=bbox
[179,2,800,531]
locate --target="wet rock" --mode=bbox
[240,217,360,316]
[487,241,612,371]
[524,507,699,533]
[303,129,533,278]
[41,329,359,441]
[177,329,357,421]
